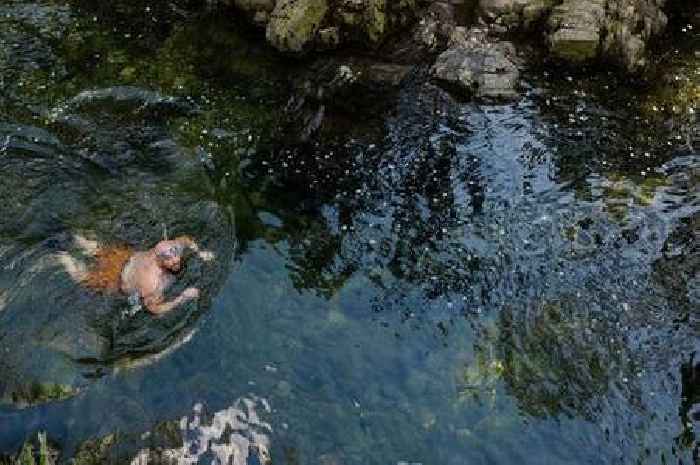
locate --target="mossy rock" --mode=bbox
[266,0,329,52]
[7,382,78,408]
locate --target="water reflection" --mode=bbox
[129,396,272,465]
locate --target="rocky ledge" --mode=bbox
[223,0,676,74]
[431,26,520,99]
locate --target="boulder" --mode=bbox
[478,0,556,29]
[546,0,669,71]
[601,0,668,70]
[432,27,519,99]
[241,0,419,52]
[547,0,605,62]
[266,0,330,52]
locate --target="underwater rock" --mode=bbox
[431,27,519,99]
[1,432,59,465]
[70,397,273,465]
[284,57,412,139]
[0,78,236,407]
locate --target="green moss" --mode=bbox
[267,0,329,52]
[365,0,386,43]
[2,433,56,465]
[71,434,118,465]
[9,382,77,407]
[550,37,599,61]
[17,443,35,465]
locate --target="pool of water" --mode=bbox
[0,1,698,464]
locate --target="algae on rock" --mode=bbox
[267,0,330,52]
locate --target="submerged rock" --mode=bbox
[431,27,519,99]
[69,397,273,465]
[285,57,412,139]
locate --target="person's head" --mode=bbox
[154,240,185,272]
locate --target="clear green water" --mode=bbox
[0,1,698,464]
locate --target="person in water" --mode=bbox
[59,235,214,315]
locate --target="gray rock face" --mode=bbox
[234,0,419,52]
[266,0,330,52]
[473,0,671,72]
[431,27,519,99]
[601,0,668,70]
[479,0,555,28]
[229,0,672,74]
[547,0,605,62]
[546,0,668,70]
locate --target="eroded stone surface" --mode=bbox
[432,27,519,99]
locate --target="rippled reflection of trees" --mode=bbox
[209,49,699,464]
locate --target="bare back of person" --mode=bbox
[60,235,214,316]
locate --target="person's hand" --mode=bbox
[182,287,200,300]
[198,250,216,262]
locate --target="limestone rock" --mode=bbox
[432,27,519,99]
[601,0,668,70]
[260,0,418,52]
[547,0,605,62]
[546,0,669,71]
[266,0,330,52]
[479,0,555,29]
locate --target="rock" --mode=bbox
[223,0,277,26]
[478,0,555,29]
[249,0,419,52]
[546,0,670,71]
[547,0,605,62]
[432,27,519,99]
[601,0,668,71]
[412,1,461,52]
[266,0,330,52]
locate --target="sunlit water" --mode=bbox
[0,1,698,464]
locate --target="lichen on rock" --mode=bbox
[431,27,520,100]
[547,0,605,62]
[266,0,330,52]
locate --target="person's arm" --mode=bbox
[174,236,215,261]
[144,287,200,315]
